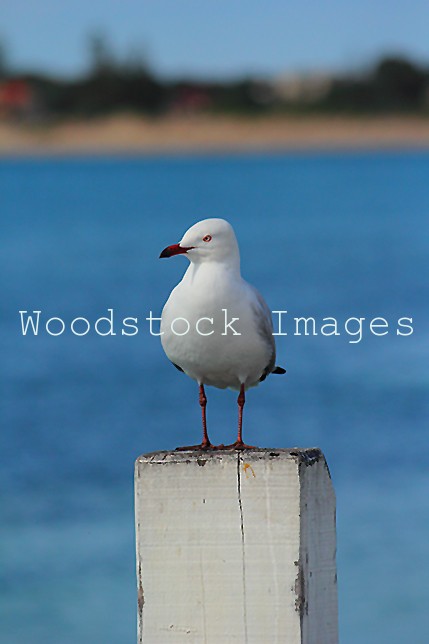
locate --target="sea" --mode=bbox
[1,151,428,643]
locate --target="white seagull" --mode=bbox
[159,218,285,450]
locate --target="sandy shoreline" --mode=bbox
[1,114,429,155]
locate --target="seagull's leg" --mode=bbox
[176,384,215,451]
[223,384,255,450]
[237,384,245,444]
[199,384,210,448]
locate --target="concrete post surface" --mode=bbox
[135,448,338,644]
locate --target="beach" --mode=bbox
[1,114,429,155]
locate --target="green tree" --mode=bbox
[372,56,427,110]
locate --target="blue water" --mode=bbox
[1,152,428,643]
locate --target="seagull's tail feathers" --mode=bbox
[272,366,286,374]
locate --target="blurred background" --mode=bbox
[1,2,429,643]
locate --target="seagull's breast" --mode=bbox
[160,266,274,390]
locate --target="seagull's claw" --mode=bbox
[219,440,256,450]
[175,441,223,451]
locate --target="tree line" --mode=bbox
[0,36,428,118]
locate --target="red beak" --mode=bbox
[159,244,194,258]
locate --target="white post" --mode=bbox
[135,448,338,643]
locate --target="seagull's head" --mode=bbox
[160,218,240,266]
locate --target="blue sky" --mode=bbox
[1,0,429,78]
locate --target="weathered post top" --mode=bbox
[135,448,338,644]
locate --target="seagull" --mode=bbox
[159,218,285,450]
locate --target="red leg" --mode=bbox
[222,384,255,450]
[199,384,210,447]
[176,384,216,451]
[237,384,245,444]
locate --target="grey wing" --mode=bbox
[249,285,277,380]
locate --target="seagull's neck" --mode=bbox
[184,257,241,286]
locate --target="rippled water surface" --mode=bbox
[1,152,428,643]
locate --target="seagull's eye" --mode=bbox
[202,235,212,242]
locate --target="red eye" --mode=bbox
[203,235,212,242]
